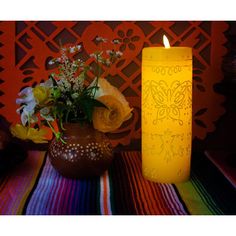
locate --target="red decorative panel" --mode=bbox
[0,21,228,146]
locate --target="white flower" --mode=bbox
[116,51,123,57]
[16,88,35,110]
[96,36,107,43]
[66,100,72,106]
[40,107,54,121]
[20,110,29,126]
[64,80,71,90]
[16,106,24,114]
[71,93,79,99]
[56,80,64,91]
[69,47,76,53]
[57,78,71,92]
[41,78,54,88]
[24,100,36,112]
[76,45,82,51]
[73,76,83,91]
[90,52,103,63]
[40,107,50,115]
[71,61,79,70]
[56,57,62,63]
[30,114,38,123]
[106,50,113,56]
[20,103,37,126]
[112,39,121,44]
[106,50,122,58]
[16,87,37,126]
[79,62,85,67]
[48,60,54,65]
[18,87,32,97]
[105,59,111,66]
[21,101,37,125]
[69,45,81,53]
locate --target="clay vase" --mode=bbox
[48,123,113,178]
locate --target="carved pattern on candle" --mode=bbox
[142,130,191,163]
[151,65,191,76]
[159,130,184,163]
[143,80,192,126]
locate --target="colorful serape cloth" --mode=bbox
[0,151,235,215]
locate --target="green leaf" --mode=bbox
[49,74,58,86]
[91,99,107,108]
[83,85,99,95]
[52,88,61,99]
[79,99,93,122]
[78,97,106,122]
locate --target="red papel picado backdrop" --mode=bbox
[0,21,228,147]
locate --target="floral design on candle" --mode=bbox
[143,80,192,125]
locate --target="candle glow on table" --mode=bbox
[142,35,192,183]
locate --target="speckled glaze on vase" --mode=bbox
[48,123,113,178]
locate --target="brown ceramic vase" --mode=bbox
[48,123,113,178]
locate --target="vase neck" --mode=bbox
[62,122,93,136]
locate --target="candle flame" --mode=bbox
[163,35,170,48]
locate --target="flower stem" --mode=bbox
[59,116,66,130]
[93,54,101,98]
[47,120,66,144]
[47,120,56,133]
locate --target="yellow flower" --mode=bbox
[33,86,50,104]
[92,95,127,132]
[10,124,48,143]
[94,78,133,121]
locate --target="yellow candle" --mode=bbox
[142,36,192,183]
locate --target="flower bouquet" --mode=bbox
[10,37,132,178]
[11,37,132,143]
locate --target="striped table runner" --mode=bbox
[0,151,45,214]
[0,151,235,215]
